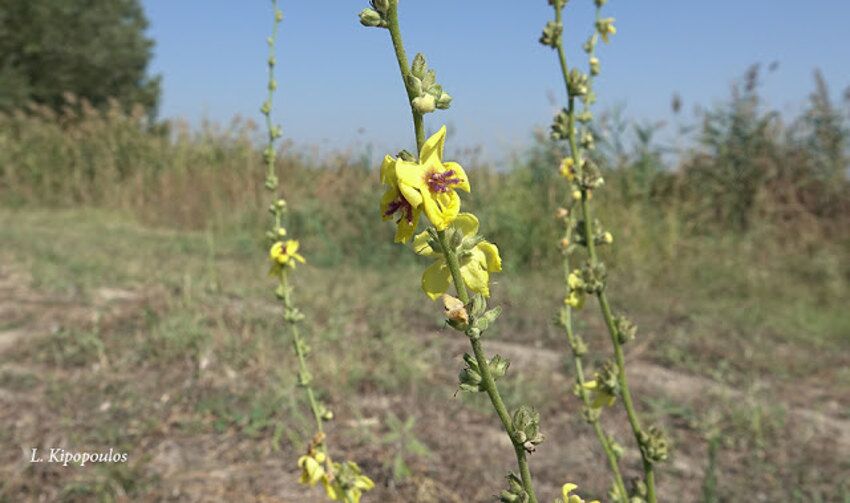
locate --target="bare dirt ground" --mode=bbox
[1,260,848,502]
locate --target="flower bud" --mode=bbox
[589,56,601,76]
[358,8,384,27]
[512,406,544,452]
[555,207,569,219]
[435,92,453,110]
[596,17,617,43]
[567,69,589,96]
[412,94,437,114]
[539,21,563,48]
[275,9,283,22]
[411,53,427,78]
[639,425,670,464]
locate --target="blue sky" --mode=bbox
[142,1,850,161]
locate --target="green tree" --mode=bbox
[0,0,160,116]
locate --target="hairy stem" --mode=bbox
[386,1,425,150]
[436,230,538,503]
[561,218,628,502]
[552,3,657,501]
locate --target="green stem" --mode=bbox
[562,218,628,502]
[283,277,325,435]
[436,231,538,503]
[385,1,425,151]
[383,3,537,499]
[552,3,657,501]
[263,0,282,183]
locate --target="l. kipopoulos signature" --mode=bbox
[29,447,128,467]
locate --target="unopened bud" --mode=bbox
[412,94,437,114]
[556,207,569,219]
[358,8,384,27]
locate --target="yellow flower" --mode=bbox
[394,125,471,230]
[414,213,501,300]
[565,271,585,308]
[559,482,599,503]
[297,451,326,487]
[581,379,616,408]
[380,155,422,243]
[269,239,306,270]
[322,462,375,502]
[559,157,576,181]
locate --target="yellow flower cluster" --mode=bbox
[297,450,375,503]
[558,483,600,503]
[413,213,502,299]
[381,127,503,300]
[381,126,470,241]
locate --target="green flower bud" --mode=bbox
[260,101,271,115]
[615,315,637,344]
[406,74,423,96]
[275,9,283,22]
[539,21,563,48]
[358,8,385,28]
[458,353,483,392]
[499,473,528,503]
[435,92,452,110]
[567,68,589,96]
[589,56,601,76]
[512,406,544,452]
[473,306,502,332]
[583,35,596,54]
[639,425,670,464]
[411,53,427,78]
[550,108,570,140]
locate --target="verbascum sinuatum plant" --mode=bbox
[360,1,554,501]
[263,2,373,501]
[542,1,668,502]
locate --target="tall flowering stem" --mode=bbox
[363,1,539,500]
[262,3,372,502]
[543,0,666,501]
[558,210,629,502]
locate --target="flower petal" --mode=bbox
[396,160,427,191]
[461,260,490,298]
[444,161,471,192]
[412,229,435,256]
[380,155,397,185]
[476,241,502,272]
[394,206,420,244]
[419,125,447,163]
[453,212,479,237]
[380,186,399,221]
[426,191,460,231]
[422,260,451,300]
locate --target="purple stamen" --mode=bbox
[385,197,414,223]
[426,169,462,194]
